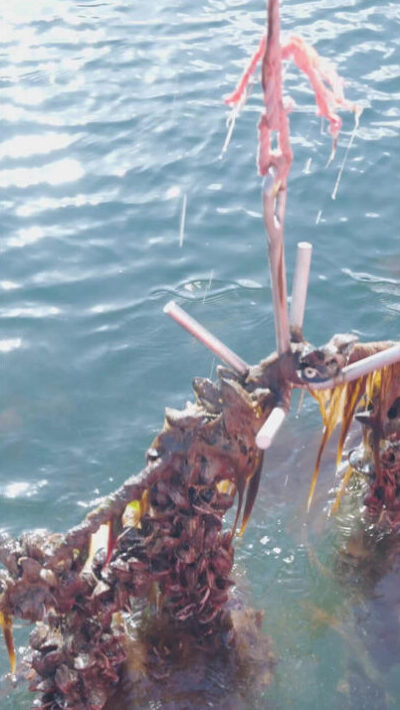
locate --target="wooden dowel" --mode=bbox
[163,301,249,375]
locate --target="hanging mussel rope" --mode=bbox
[0,362,279,709]
[2,2,400,708]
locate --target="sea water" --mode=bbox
[1,1,400,708]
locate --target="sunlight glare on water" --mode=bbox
[0,0,400,708]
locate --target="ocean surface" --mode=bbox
[1,1,400,708]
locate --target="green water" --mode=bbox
[1,0,400,708]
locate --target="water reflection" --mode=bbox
[6,226,45,249]
[1,0,400,708]
[0,338,22,353]
[0,158,83,188]
[0,133,77,160]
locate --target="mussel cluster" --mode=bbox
[362,438,400,527]
[300,335,400,528]
[0,361,278,709]
[2,333,398,708]
[350,363,400,528]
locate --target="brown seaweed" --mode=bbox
[300,336,400,527]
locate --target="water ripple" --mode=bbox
[0,158,84,188]
[152,277,264,303]
[1,2,400,707]
[0,338,22,353]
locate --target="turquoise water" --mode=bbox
[1,0,400,708]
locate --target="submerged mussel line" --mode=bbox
[0,359,279,710]
[301,338,400,526]
[1,334,400,709]
[336,357,400,528]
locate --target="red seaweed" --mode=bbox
[225,1,357,178]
